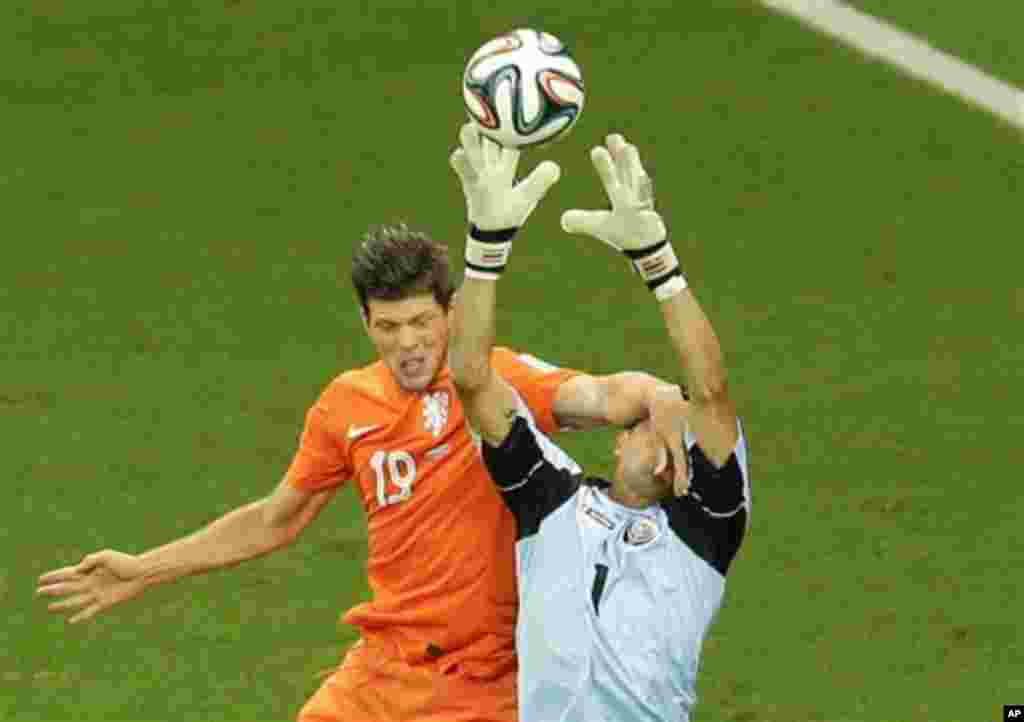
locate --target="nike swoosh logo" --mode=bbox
[347,424,383,441]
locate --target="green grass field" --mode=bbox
[846,0,1024,87]
[5,2,1022,720]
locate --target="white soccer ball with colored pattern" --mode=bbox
[462,29,585,148]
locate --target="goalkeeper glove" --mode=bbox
[561,134,686,300]
[450,123,561,280]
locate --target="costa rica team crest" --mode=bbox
[422,391,450,438]
[624,517,659,546]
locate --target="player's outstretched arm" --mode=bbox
[562,134,738,474]
[449,122,560,445]
[37,481,335,624]
[450,275,520,445]
[552,371,679,431]
[655,286,738,465]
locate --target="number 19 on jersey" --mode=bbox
[370,450,417,507]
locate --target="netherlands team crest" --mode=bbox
[422,390,450,438]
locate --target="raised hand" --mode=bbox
[450,122,561,232]
[561,133,666,251]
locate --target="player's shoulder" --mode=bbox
[490,346,521,363]
[491,346,563,374]
[316,361,395,414]
[332,359,387,387]
[686,419,749,484]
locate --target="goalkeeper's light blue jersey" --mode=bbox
[481,405,750,722]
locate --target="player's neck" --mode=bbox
[383,362,449,397]
[606,481,658,510]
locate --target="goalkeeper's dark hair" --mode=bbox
[352,223,455,318]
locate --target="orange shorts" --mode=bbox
[297,636,518,722]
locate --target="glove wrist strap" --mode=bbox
[465,224,518,281]
[625,238,688,301]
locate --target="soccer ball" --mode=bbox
[462,29,585,148]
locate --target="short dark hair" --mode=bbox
[351,223,454,317]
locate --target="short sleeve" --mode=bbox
[284,400,351,492]
[482,415,580,541]
[662,424,750,575]
[491,347,580,435]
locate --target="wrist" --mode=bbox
[623,237,687,301]
[647,383,683,416]
[135,553,169,589]
[137,543,199,587]
[465,224,518,281]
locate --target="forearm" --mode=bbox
[659,289,728,404]
[136,499,288,589]
[553,371,678,430]
[601,372,677,426]
[450,276,499,391]
[450,268,521,445]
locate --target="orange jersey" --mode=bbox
[285,347,578,677]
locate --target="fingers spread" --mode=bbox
[450,148,477,185]
[38,565,81,586]
[481,134,501,167]
[459,122,484,171]
[590,146,621,200]
[48,592,94,613]
[606,133,630,185]
[76,551,109,574]
[624,142,645,184]
[606,135,652,204]
[70,603,103,625]
[500,144,520,173]
[37,579,88,598]
[517,160,561,204]
[560,209,623,252]
[635,174,655,209]
[560,209,597,235]
[606,133,628,156]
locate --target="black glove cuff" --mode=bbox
[469,224,519,243]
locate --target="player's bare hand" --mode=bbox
[37,550,148,624]
[649,386,690,496]
[561,133,666,251]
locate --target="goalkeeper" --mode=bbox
[449,127,750,722]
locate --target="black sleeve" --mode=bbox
[661,443,749,575]
[482,416,580,541]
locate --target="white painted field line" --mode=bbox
[760,0,1024,132]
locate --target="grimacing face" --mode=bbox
[613,418,678,506]
[364,293,450,392]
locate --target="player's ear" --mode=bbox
[359,306,370,332]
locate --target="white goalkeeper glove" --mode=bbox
[561,134,686,300]
[450,122,561,280]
